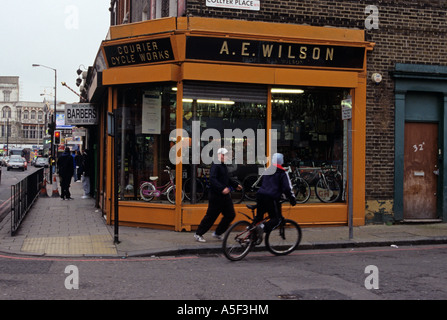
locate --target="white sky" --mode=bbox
[0,0,110,103]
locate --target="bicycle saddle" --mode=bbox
[150,176,158,181]
[246,204,257,210]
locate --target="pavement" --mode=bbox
[1,178,447,258]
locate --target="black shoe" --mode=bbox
[255,225,264,245]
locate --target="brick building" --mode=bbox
[85,0,447,230]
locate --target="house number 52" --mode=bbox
[413,142,425,153]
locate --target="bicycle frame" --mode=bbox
[248,161,266,188]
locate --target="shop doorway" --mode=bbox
[403,122,438,219]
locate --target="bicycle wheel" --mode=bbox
[183,178,205,202]
[231,179,245,204]
[315,177,341,203]
[265,219,302,255]
[139,182,156,202]
[166,186,184,204]
[293,177,311,203]
[222,220,254,261]
[242,174,260,201]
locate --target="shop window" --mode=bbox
[181,81,267,204]
[115,83,348,205]
[116,84,177,203]
[271,87,348,203]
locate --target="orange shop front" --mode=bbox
[97,17,373,231]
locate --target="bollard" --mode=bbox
[40,177,48,197]
[52,174,60,197]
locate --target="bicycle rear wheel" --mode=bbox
[265,219,301,255]
[183,178,205,202]
[139,182,156,202]
[231,179,245,204]
[222,220,254,261]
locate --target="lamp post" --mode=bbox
[32,64,57,183]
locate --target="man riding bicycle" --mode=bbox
[254,153,297,242]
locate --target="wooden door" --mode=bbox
[403,122,438,219]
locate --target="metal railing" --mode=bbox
[10,168,44,236]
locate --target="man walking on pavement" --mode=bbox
[81,149,92,199]
[194,148,242,243]
[57,147,75,200]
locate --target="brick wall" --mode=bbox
[186,0,447,202]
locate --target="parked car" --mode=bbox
[34,157,49,168]
[7,155,27,171]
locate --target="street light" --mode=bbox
[32,63,57,183]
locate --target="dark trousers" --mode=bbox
[254,194,282,233]
[60,175,72,199]
[196,194,236,236]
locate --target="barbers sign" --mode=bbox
[65,103,98,125]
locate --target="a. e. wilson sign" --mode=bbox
[186,36,365,69]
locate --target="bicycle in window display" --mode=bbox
[139,166,184,204]
[183,167,245,204]
[298,164,343,203]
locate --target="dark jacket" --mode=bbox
[257,164,295,201]
[209,162,238,197]
[81,151,92,177]
[57,151,74,178]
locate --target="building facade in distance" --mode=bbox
[0,76,50,149]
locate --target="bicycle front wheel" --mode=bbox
[166,186,184,204]
[265,219,302,256]
[315,177,341,203]
[293,177,311,203]
[222,220,254,261]
[139,182,156,202]
[242,174,259,201]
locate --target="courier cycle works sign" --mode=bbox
[65,104,98,125]
[103,37,174,68]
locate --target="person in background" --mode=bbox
[74,150,83,182]
[81,149,91,199]
[72,151,78,182]
[57,147,75,200]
